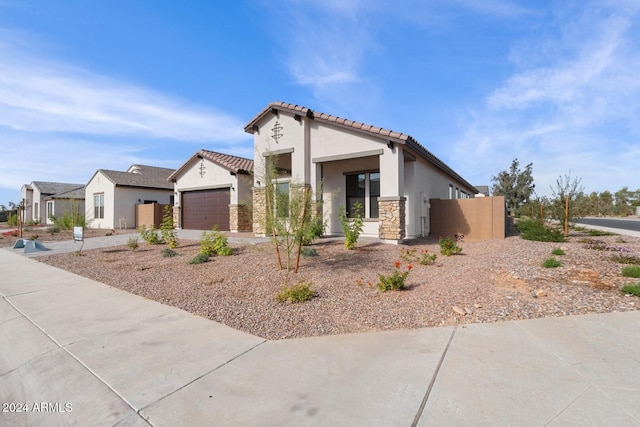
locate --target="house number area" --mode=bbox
[2,402,73,413]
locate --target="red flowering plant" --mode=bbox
[377,261,412,292]
[419,249,437,265]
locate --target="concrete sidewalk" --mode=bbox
[1,250,639,426]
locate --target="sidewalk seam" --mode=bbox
[4,297,154,427]
[137,339,267,413]
[411,326,457,427]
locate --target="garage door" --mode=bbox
[182,188,230,231]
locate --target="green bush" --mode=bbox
[200,227,232,256]
[162,248,178,258]
[622,266,640,278]
[516,218,565,242]
[377,262,411,292]
[7,213,17,226]
[439,236,462,256]
[301,216,325,245]
[300,247,318,257]
[621,283,640,297]
[138,225,162,245]
[276,281,315,303]
[551,248,566,256]
[338,202,363,250]
[52,212,87,230]
[188,253,210,264]
[543,258,562,268]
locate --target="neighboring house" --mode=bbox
[169,149,253,232]
[20,181,85,225]
[85,165,175,229]
[245,101,479,243]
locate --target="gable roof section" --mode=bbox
[46,186,85,200]
[94,165,175,190]
[31,181,85,196]
[168,150,253,182]
[244,101,476,192]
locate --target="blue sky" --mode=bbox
[1,0,639,208]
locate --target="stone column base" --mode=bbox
[378,197,406,241]
[229,204,252,232]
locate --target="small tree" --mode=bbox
[491,159,535,216]
[160,205,179,249]
[548,170,585,237]
[262,154,318,272]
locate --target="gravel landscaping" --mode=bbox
[19,227,640,340]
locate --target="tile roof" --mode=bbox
[168,150,253,182]
[244,101,476,192]
[97,165,175,190]
[31,181,85,196]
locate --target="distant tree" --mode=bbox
[548,170,585,237]
[491,159,535,216]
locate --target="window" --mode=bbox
[275,182,290,218]
[34,202,39,221]
[46,201,54,220]
[449,185,453,199]
[94,193,104,219]
[346,171,379,218]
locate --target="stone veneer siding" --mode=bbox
[172,206,181,229]
[229,204,252,232]
[252,187,267,235]
[378,197,406,241]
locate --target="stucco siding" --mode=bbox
[114,187,172,230]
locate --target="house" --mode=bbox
[168,149,253,232]
[20,181,85,225]
[85,164,175,230]
[244,101,480,243]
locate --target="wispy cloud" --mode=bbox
[451,1,640,195]
[0,30,247,142]
[0,28,252,203]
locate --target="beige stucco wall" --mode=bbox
[251,107,477,242]
[173,157,247,207]
[85,171,172,229]
[114,187,172,230]
[85,171,116,229]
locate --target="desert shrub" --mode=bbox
[127,236,139,252]
[52,212,87,230]
[543,258,562,268]
[516,218,565,242]
[378,261,412,292]
[276,281,315,303]
[622,266,640,278]
[611,254,640,265]
[338,202,363,250]
[7,213,17,226]
[300,247,318,257]
[439,236,462,256]
[200,227,232,256]
[301,216,326,246]
[420,249,437,265]
[160,205,179,249]
[587,229,616,237]
[621,283,640,297]
[138,225,162,245]
[161,248,178,258]
[551,248,566,256]
[188,253,210,264]
[580,238,607,251]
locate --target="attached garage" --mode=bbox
[169,150,254,232]
[181,188,230,231]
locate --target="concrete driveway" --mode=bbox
[1,247,640,426]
